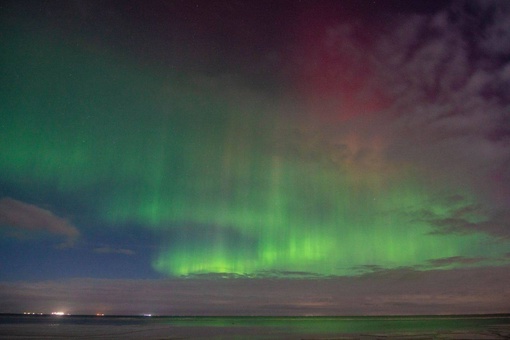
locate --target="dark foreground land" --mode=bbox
[1,314,510,339]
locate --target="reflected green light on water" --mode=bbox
[155,315,510,335]
[2,315,510,339]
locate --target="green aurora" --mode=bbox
[1,28,507,278]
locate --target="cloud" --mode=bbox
[350,264,386,274]
[414,201,510,239]
[2,265,510,315]
[285,1,510,212]
[427,256,487,268]
[183,270,325,279]
[453,0,510,56]
[0,197,79,247]
[291,1,510,239]
[92,246,135,255]
[376,2,510,205]
[428,215,510,239]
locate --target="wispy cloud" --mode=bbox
[284,1,510,241]
[376,2,510,208]
[427,256,487,268]
[0,197,79,247]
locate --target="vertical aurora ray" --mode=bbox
[1,21,509,280]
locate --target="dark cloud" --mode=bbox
[0,198,79,247]
[254,270,324,279]
[427,256,487,267]
[418,204,510,239]
[2,265,510,315]
[350,264,386,274]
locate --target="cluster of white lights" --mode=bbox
[51,312,68,316]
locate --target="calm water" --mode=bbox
[1,314,510,339]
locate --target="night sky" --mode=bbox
[1,0,510,315]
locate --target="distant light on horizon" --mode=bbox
[51,312,67,316]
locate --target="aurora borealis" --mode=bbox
[1,0,510,315]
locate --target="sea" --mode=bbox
[1,314,510,339]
